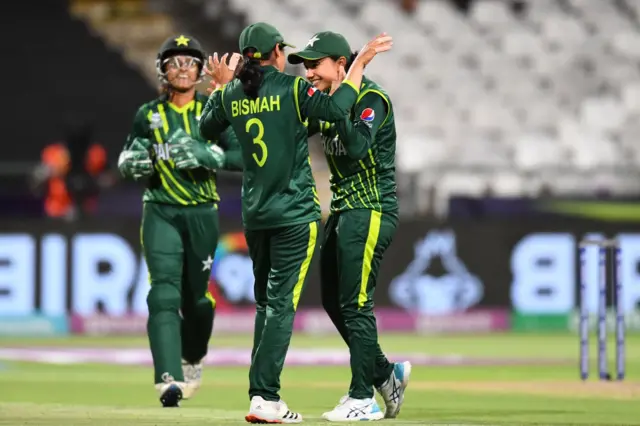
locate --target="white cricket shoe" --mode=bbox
[245,396,303,424]
[376,361,412,418]
[321,396,384,422]
[154,381,186,407]
[181,359,203,399]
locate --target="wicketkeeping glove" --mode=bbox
[168,129,226,170]
[118,139,154,180]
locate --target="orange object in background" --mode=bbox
[85,144,107,176]
[400,0,418,13]
[40,142,107,218]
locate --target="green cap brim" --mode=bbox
[287,49,328,64]
[253,41,295,58]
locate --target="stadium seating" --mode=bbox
[42,0,637,215]
[205,0,640,214]
[4,0,155,164]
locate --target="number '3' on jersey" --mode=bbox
[199,65,362,230]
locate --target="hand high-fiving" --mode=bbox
[205,52,243,94]
[355,33,393,66]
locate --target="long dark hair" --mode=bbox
[237,45,284,99]
[237,48,268,99]
[343,51,359,72]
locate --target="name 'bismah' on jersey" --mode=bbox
[319,79,398,215]
[231,96,281,117]
[126,92,226,206]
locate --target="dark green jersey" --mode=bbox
[313,77,397,214]
[124,92,242,206]
[199,66,360,230]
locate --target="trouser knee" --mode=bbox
[342,303,375,333]
[147,284,181,315]
[184,295,215,316]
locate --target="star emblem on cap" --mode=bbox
[175,35,190,46]
[306,35,320,47]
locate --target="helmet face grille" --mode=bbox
[155,57,206,85]
[156,36,206,86]
[162,56,202,71]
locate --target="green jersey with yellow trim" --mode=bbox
[315,77,398,214]
[199,65,361,230]
[124,92,242,206]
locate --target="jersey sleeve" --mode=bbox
[219,127,243,171]
[124,105,151,151]
[334,92,388,160]
[294,77,359,122]
[199,88,231,140]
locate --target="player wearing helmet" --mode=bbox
[288,32,409,422]
[117,34,242,407]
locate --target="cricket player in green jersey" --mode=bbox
[289,31,410,422]
[117,35,242,407]
[199,22,393,424]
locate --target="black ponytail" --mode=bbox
[237,48,267,99]
[344,51,359,72]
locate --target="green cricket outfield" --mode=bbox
[1,332,639,425]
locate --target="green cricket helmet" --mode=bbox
[155,34,206,84]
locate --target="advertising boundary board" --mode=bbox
[2,217,640,324]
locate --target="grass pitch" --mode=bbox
[1,332,639,425]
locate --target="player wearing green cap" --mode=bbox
[117,34,243,407]
[199,22,393,424]
[288,31,410,422]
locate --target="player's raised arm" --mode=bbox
[199,88,231,140]
[199,53,241,140]
[294,33,393,122]
[334,92,389,160]
[294,76,357,121]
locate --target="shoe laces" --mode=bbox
[334,395,350,409]
[276,399,301,417]
[276,399,289,412]
[338,396,374,410]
